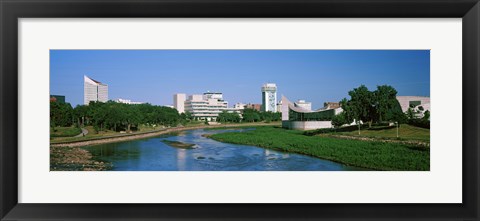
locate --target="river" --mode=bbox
[82,128,364,171]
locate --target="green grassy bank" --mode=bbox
[307,124,429,142]
[50,127,82,137]
[209,126,429,171]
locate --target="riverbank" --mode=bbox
[51,122,280,148]
[208,126,430,171]
[50,146,112,171]
[51,123,279,171]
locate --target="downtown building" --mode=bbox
[261,83,277,112]
[174,92,240,121]
[84,75,108,105]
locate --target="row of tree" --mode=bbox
[332,85,429,130]
[214,108,281,123]
[50,100,282,133]
[50,101,183,133]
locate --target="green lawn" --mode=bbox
[51,126,121,143]
[335,124,430,142]
[209,126,429,171]
[50,127,82,137]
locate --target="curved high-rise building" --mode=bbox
[84,75,108,105]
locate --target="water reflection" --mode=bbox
[82,129,366,171]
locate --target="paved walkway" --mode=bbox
[74,128,89,137]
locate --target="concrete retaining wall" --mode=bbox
[283,120,333,130]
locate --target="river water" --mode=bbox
[83,128,363,171]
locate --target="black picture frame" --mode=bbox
[1,0,479,220]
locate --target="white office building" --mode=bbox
[176,92,240,121]
[173,93,187,113]
[261,83,277,112]
[84,75,108,105]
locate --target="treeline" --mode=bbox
[50,101,182,133]
[333,85,430,129]
[216,108,281,123]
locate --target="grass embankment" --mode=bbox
[50,127,82,137]
[209,126,429,171]
[326,124,430,142]
[51,125,162,143]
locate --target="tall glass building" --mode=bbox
[84,75,108,105]
[261,83,277,112]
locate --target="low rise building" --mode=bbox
[281,96,342,130]
[323,102,340,110]
[245,103,262,111]
[233,103,246,110]
[114,98,145,105]
[50,95,65,103]
[396,96,430,118]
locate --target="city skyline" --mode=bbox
[50,50,430,109]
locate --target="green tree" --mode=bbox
[340,85,375,134]
[423,110,430,120]
[331,112,349,128]
[73,105,89,127]
[242,108,260,122]
[374,85,399,122]
[50,101,74,130]
[406,108,416,120]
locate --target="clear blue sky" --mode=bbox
[50,50,430,109]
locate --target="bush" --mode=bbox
[408,119,430,129]
[303,125,362,136]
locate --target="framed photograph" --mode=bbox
[1,0,479,220]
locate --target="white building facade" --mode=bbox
[182,92,239,121]
[173,93,186,113]
[233,103,246,110]
[261,83,277,112]
[396,96,431,118]
[84,75,108,105]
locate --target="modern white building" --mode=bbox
[233,103,246,110]
[396,96,431,118]
[114,98,144,105]
[261,83,277,112]
[294,100,312,111]
[84,75,108,105]
[173,93,186,113]
[281,96,342,130]
[181,92,240,121]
